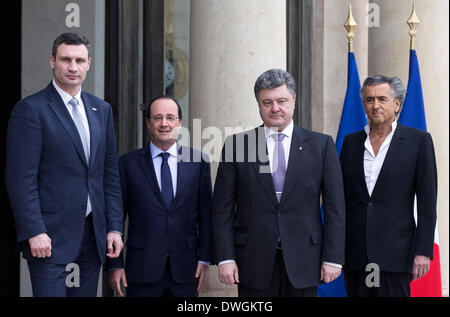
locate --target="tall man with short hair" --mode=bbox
[6,32,123,297]
[340,75,437,297]
[212,69,346,297]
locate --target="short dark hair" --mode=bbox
[254,69,297,100]
[146,95,183,120]
[52,32,90,58]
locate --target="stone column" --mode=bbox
[189,0,286,297]
[312,0,369,138]
[369,0,449,297]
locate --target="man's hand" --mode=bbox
[109,268,127,297]
[195,262,209,292]
[28,233,52,258]
[106,232,123,258]
[320,263,341,283]
[412,255,430,280]
[218,262,239,285]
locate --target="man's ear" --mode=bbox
[87,57,91,71]
[395,98,401,113]
[49,55,55,70]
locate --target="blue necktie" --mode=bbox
[68,97,90,163]
[160,152,174,209]
[272,133,286,202]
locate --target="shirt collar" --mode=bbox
[364,119,397,136]
[264,119,294,140]
[52,80,82,105]
[150,141,178,159]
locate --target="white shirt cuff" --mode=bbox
[198,261,210,266]
[218,259,236,266]
[323,261,342,269]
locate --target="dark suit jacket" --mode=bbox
[340,122,437,273]
[107,145,213,284]
[212,125,345,290]
[5,83,123,264]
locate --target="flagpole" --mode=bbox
[407,3,420,50]
[344,4,357,52]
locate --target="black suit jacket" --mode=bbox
[340,122,437,273]
[212,125,345,290]
[107,144,213,284]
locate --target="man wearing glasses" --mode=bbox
[107,95,213,297]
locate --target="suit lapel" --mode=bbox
[356,131,370,199]
[370,123,406,198]
[81,92,100,167]
[280,126,311,205]
[138,145,167,210]
[171,145,188,211]
[45,83,88,167]
[250,126,278,207]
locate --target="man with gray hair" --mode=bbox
[340,75,437,296]
[212,69,346,297]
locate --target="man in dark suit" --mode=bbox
[5,33,123,297]
[212,69,345,297]
[340,75,437,297]
[108,95,213,297]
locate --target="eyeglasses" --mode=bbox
[150,115,179,123]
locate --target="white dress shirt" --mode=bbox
[52,80,92,216]
[149,141,178,195]
[264,120,293,174]
[363,120,397,196]
[150,141,208,266]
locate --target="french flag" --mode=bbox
[399,49,442,297]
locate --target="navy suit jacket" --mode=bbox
[107,144,213,284]
[212,125,345,290]
[5,83,123,264]
[340,123,437,273]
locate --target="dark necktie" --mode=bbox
[160,152,174,209]
[272,133,286,202]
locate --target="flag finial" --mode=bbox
[344,4,357,52]
[407,3,420,50]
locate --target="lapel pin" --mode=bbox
[92,107,97,111]
[299,146,303,151]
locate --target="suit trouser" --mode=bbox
[344,270,411,297]
[27,213,101,297]
[238,249,317,297]
[126,258,198,297]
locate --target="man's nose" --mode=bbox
[373,99,381,109]
[68,60,77,71]
[271,102,281,112]
[160,117,169,125]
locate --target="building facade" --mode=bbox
[0,0,447,297]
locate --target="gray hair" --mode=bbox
[361,75,406,113]
[254,69,296,100]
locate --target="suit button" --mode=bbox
[368,202,372,207]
